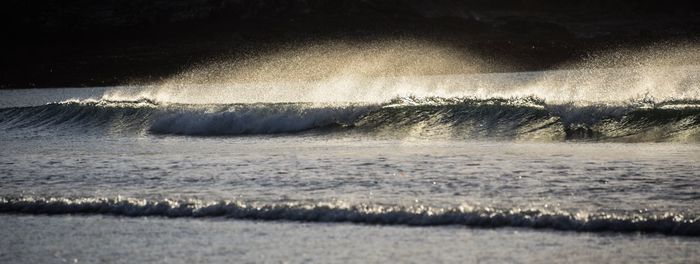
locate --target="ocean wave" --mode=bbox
[1,196,698,236]
[0,97,699,141]
[149,103,372,135]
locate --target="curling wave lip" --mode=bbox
[1,97,698,141]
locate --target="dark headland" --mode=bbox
[2,0,699,88]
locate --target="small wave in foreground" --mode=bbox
[1,197,698,236]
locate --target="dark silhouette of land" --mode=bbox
[2,0,699,88]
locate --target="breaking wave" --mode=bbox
[0,97,699,141]
[1,196,698,236]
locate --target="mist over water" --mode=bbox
[99,40,700,105]
[14,40,682,142]
[1,41,698,141]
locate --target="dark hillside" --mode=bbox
[2,0,699,88]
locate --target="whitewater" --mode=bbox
[1,66,699,263]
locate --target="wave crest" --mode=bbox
[149,103,372,135]
[1,97,699,141]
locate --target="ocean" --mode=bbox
[1,67,699,263]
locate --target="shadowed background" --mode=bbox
[2,0,699,88]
